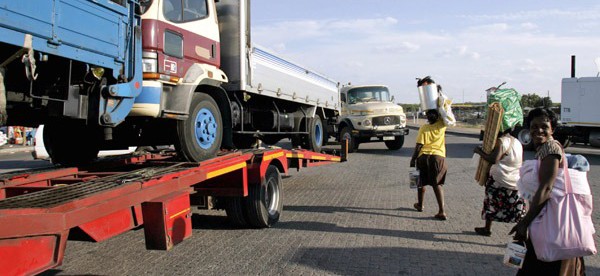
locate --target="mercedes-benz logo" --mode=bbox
[384,117,392,125]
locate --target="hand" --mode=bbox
[410,158,416,168]
[509,221,528,242]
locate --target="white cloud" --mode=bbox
[466,23,509,33]
[520,22,538,30]
[328,17,398,31]
[374,42,420,53]
[251,7,600,104]
[462,8,600,22]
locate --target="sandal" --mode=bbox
[434,213,447,221]
[474,227,492,236]
[413,203,423,212]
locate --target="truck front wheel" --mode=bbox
[176,93,223,162]
[340,126,357,153]
[384,136,405,150]
[44,121,100,166]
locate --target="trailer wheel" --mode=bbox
[224,197,248,227]
[44,121,100,166]
[176,93,223,161]
[384,136,405,150]
[306,116,324,152]
[340,126,357,153]
[244,165,283,228]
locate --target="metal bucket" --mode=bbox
[418,84,439,111]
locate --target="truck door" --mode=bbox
[141,0,220,80]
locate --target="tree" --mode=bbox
[520,94,552,108]
[520,93,541,108]
[540,96,552,108]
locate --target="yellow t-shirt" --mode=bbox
[416,120,446,157]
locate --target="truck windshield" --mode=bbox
[164,0,208,22]
[347,87,390,104]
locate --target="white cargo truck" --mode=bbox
[337,84,408,152]
[553,56,600,147]
[560,77,600,146]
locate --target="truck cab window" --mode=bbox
[164,0,207,23]
[183,0,208,21]
[110,0,126,6]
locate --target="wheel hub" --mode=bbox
[315,122,322,146]
[266,178,280,216]
[194,108,218,149]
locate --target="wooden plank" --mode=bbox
[475,103,504,186]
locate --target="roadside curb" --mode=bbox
[0,145,33,154]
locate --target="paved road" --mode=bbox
[15,130,592,275]
[0,151,51,173]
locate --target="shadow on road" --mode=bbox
[0,160,52,170]
[289,246,561,275]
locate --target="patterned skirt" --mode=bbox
[481,179,526,223]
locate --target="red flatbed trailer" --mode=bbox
[0,148,344,276]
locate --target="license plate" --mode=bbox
[383,136,395,141]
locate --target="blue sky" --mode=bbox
[251,1,600,104]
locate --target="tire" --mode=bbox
[384,135,405,150]
[516,127,534,151]
[176,93,223,161]
[44,121,100,166]
[244,165,283,228]
[224,197,248,227]
[306,116,324,152]
[339,126,356,153]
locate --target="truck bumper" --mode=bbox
[353,127,409,139]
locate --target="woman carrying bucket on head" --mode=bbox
[410,76,448,220]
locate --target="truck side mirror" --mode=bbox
[340,94,346,103]
[391,95,395,102]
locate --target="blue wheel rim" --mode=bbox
[194,107,218,149]
[315,120,322,146]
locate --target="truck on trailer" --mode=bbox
[337,84,408,152]
[0,0,340,165]
[0,0,142,165]
[132,0,339,162]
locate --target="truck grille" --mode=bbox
[372,116,400,126]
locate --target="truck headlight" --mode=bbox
[142,51,158,73]
[363,119,372,126]
[142,58,157,73]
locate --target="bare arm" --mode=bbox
[510,155,560,240]
[410,143,423,167]
[473,138,503,164]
